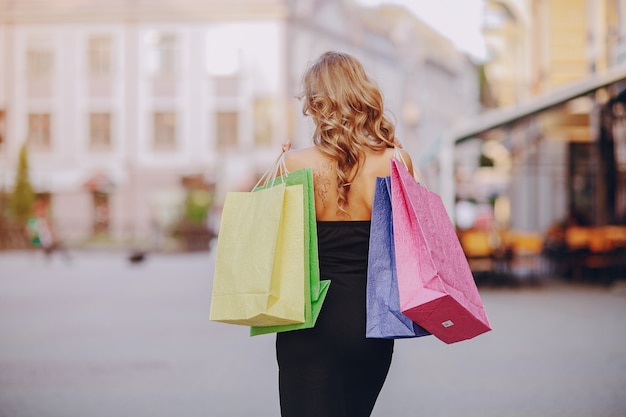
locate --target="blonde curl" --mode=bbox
[300,51,397,214]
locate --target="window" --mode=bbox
[153,111,177,150]
[26,38,53,78]
[27,113,51,149]
[89,112,111,150]
[216,111,238,149]
[88,36,112,77]
[253,98,273,146]
[146,32,177,76]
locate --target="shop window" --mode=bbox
[92,192,110,234]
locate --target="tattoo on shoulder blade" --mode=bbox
[314,162,332,208]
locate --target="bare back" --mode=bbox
[284,146,413,221]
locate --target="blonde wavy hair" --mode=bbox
[300,51,397,212]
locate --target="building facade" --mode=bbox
[482,0,625,107]
[0,0,480,247]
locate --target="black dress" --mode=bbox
[276,220,394,417]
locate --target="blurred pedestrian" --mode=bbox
[27,200,71,263]
[276,51,415,417]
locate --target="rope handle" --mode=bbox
[252,150,289,191]
[393,146,427,188]
[393,146,408,169]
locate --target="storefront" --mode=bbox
[450,66,626,282]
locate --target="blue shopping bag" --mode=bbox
[366,176,430,339]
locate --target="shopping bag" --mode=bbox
[366,176,430,339]
[209,179,306,327]
[390,159,492,344]
[251,168,331,335]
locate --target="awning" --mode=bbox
[83,173,115,193]
[451,65,626,144]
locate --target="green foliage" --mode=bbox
[183,189,212,224]
[10,142,35,224]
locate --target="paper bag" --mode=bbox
[251,168,331,335]
[209,182,306,327]
[367,176,430,339]
[391,159,491,344]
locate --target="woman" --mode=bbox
[277,51,414,417]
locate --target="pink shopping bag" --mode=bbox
[390,159,491,344]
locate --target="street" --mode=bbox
[0,250,625,417]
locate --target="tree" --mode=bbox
[10,142,35,224]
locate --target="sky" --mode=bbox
[355,0,488,60]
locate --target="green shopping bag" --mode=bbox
[250,168,330,335]
[209,181,306,327]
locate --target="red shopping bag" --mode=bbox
[390,159,491,344]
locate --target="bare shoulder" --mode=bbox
[284,147,325,171]
[369,147,415,176]
[285,147,335,189]
[399,149,415,175]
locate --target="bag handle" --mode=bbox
[253,150,289,191]
[393,146,408,169]
[393,146,427,188]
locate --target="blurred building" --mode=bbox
[286,2,480,196]
[453,0,626,280]
[483,0,621,107]
[0,0,480,246]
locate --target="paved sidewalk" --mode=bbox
[0,250,625,417]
